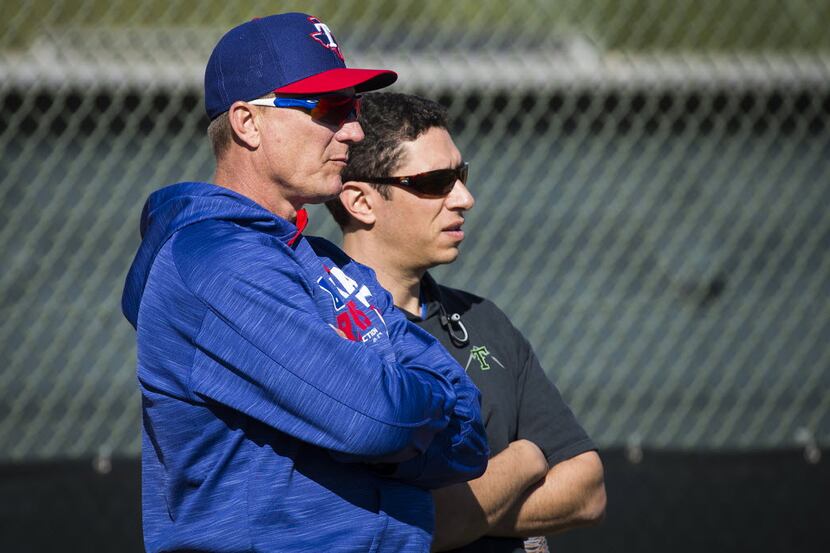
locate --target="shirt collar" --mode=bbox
[286,208,309,247]
[404,271,441,322]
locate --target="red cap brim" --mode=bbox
[275,68,397,95]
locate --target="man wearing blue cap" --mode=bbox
[122,13,488,553]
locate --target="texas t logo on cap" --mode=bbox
[308,16,344,61]
[203,12,397,120]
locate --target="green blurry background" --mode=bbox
[6,0,830,51]
[1,0,828,463]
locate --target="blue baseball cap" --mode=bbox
[204,13,397,120]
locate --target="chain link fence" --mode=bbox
[1,0,828,460]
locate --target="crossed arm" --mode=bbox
[431,442,606,551]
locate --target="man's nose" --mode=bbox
[337,120,365,143]
[446,180,475,211]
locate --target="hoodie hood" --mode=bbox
[121,182,304,327]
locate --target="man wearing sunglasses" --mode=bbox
[327,93,606,553]
[122,14,488,553]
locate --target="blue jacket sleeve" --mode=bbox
[355,266,489,488]
[171,224,457,462]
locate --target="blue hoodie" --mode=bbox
[122,182,488,552]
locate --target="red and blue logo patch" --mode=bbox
[307,16,344,61]
[317,266,385,343]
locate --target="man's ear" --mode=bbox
[339,181,378,226]
[227,101,261,150]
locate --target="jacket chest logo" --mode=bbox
[317,266,386,343]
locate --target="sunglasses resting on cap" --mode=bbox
[248,94,362,128]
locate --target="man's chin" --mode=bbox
[327,176,345,196]
[305,178,343,204]
[435,248,461,266]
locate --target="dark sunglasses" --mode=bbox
[248,94,362,127]
[356,162,469,196]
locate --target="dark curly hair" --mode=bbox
[325,92,449,228]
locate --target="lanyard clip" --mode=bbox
[444,312,469,347]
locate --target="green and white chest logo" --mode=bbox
[465,345,505,371]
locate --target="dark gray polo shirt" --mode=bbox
[408,273,596,553]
